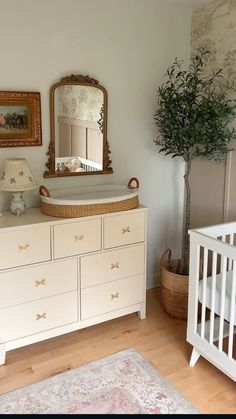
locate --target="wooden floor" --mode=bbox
[0,288,235,414]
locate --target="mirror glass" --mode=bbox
[44,75,113,178]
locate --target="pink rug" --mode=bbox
[0,348,198,414]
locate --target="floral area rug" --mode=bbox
[0,348,198,414]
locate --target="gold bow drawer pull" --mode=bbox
[111,292,119,300]
[110,262,119,270]
[122,226,131,234]
[18,244,30,252]
[36,312,47,320]
[74,234,85,242]
[35,279,46,287]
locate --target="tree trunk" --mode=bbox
[181,160,191,275]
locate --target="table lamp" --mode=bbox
[0,158,37,215]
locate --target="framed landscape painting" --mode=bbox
[0,91,42,147]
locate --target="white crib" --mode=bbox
[187,222,236,381]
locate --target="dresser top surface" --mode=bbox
[0,205,148,230]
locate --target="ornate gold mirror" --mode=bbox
[44,74,113,178]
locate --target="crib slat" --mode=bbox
[192,244,200,334]
[228,234,234,271]
[209,251,217,345]
[220,236,226,273]
[228,260,236,359]
[218,256,227,352]
[200,247,208,339]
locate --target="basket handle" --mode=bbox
[127,177,140,189]
[39,185,51,198]
[160,248,172,267]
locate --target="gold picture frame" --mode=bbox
[0,91,42,147]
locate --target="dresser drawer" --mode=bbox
[103,212,145,249]
[53,219,101,259]
[0,291,78,342]
[81,274,144,320]
[0,225,51,270]
[81,244,145,288]
[0,258,77,309]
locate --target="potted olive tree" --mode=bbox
[154,49,236,319]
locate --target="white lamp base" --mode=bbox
[10,192,26,216]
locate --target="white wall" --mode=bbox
[0,0,191,288]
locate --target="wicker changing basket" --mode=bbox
[39,178,140,218]
[41,196,139,218]
[161,248,188,320]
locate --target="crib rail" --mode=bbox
[79,157,102,172]
[187,225,236,381]
[194,221,236,238]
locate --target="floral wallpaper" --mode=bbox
[192,0,236,83]
[57,85,103,122]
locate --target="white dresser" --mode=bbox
[0,206,148,364]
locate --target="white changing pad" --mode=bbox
[199,270,236,325]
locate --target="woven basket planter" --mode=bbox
[161,248,188,320]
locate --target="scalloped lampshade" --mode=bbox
[0,158,37,215]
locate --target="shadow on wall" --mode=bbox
[150,158,184,286]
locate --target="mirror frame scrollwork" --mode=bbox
[44,74,113,178]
